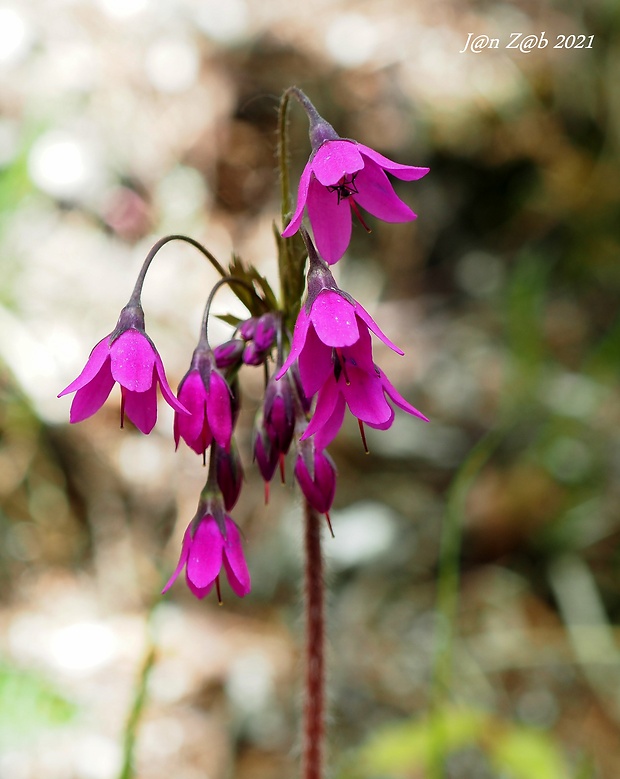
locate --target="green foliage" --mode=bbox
[338,708,575,779]
[0,659,76,747]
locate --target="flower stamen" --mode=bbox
[358,419,369,454]
[349,198,372,233]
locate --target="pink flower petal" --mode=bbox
[276,307,311,380]
[69,360,115,423]
[162,526,192,593]
[282,160,313,238]
[122,379,158,434]
[357,144,430,181]
[110,330,156,392]
[155,351,188,414]
[301,376,340,440]
[186,518,224,590]
[379,368,429,422]
[311,140,364,186]
[341,325,375,373]
[366,407,395,430]
[186,577,215,599]
[58,337,111,397]
[222,518,251,597]
[176,371,209,446]
[341,366,392,425]
[354,302,404,355]
[298,325,333,397]
[353,160,416,223]
[314,393,346,451]
[311,290,359,347]
[207,371,233,451]
[306,177,352,264]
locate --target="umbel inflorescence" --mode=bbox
[59,88,429,604]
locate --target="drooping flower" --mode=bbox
[301,329,428,443]
[174,344,234,457]
[58,302,187,435]
[294,438,337,518]
[162,493,250,601]
[276,239,402,398]
[282,97,428,263]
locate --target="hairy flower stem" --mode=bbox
[302,499,325,779]
[127,234,227,306]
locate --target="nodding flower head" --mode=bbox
[162,492,250,602]
[276,242,403,398]
[282,97,428,264]
[174,345,234,457]
[58,302,187,435]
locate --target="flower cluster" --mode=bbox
[58,90,428,602]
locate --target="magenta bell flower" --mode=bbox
[281,101,428,263]
[301,331,429,443]
[58,303,187,435]
[163,495,250,601]
[276,243,402,397]
[174,345,234,457]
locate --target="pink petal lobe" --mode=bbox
[342,367,392,425]
[162,526,192,593]
[186,518,224,589]
[58,337,111,397]
[379,368,429,422]
[311,140,364,186]
[301,376,340,441]
[354,302,404,354]
[176,371,209,444]
[276,308,311,380]
[207,371,233,451]
[307,177,352,264]
[314,393,346,451]
[110,330,156,392]
[353,160,416,223]
[357,144,430,181]
[122,379,158,434]
[298,325,333,397]
[311,291,359,347]
[69,361,115,423]
[155,352,188,414]
[282,161,313,237]
[222,518,251,597]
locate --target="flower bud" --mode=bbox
[214,339,245,369]
[294,440,337,515]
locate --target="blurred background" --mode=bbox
[0,0,619,777]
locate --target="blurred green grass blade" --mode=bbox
[0,660,76,745]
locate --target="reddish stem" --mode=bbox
[303,499,325,779]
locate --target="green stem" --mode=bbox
[278,90,293,228]
[428,427,504,778]
[118,640,157,779]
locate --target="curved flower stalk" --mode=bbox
[282,88,429,264]
[58,301,187,434]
